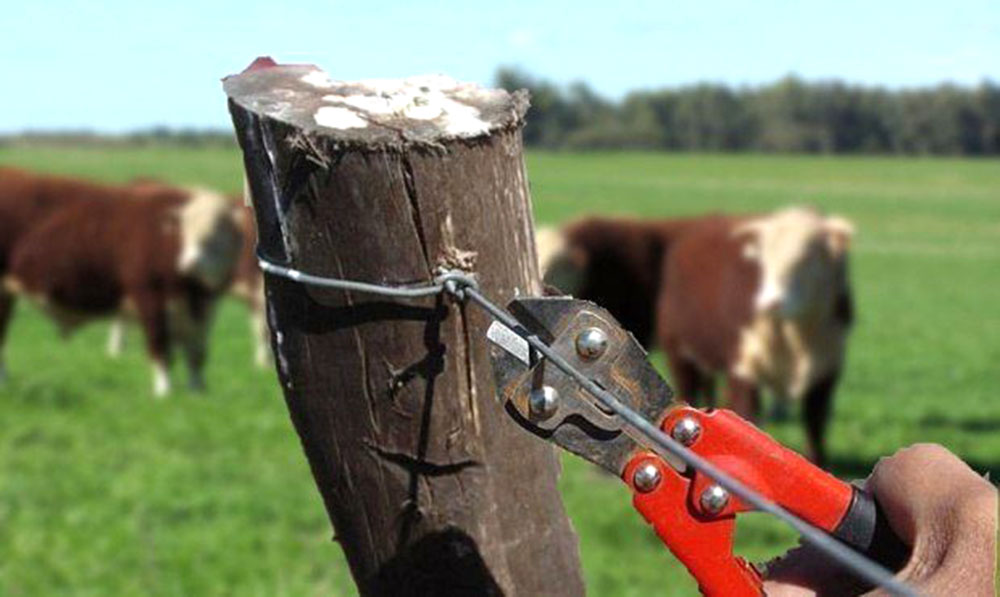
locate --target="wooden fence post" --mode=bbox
[224,59,584,596]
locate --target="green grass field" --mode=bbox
[1,147,997,596]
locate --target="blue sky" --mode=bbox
[1,0,997,132]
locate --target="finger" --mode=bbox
[763,542,864,596]
[866,443,997,595]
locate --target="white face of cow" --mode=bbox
[176,189,242,291]
[737,208,854,319]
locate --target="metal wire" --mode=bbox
[257,253,478,299]
[257,255,918,597]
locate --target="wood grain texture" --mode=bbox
[226,63,583,597]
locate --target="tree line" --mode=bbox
[5,74,998,155]
[496,68,1000,155]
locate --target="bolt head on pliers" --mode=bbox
[486,296,680,475]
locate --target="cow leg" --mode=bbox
[769,399,791,422]
[174,295,214,392]
[181,318,209,392]
[666,355,708,406]
[107,317,126,358]
[135,293,172,398]
[725,375,760,421]
[803,373,838,467]
[0,290,14,384]
[698,376,717,409]
[251,293,270,369]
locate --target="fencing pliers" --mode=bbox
[486,296,909,597]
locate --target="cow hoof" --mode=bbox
[107,322,126,358]
[152,366,171,398]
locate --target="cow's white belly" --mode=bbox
[732,315,846,401]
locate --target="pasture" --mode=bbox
[0,147,997,596]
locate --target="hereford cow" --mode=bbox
[542,207,855,465]
[0,167,135,382]
[0,169,242,396]
[107,180,269,368]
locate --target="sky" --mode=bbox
[1,0,997,132]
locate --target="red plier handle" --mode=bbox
[621,407,909,596]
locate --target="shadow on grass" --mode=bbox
[915,413,1000,433]
[1,380,84,409]
[828,454,1000,483]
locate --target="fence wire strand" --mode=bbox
[257,255,918,597]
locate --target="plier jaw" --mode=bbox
[487,296,678,475]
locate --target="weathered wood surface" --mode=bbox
[225,59,584,596]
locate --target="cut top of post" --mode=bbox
[224,58,529,147]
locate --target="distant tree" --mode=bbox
[975,81,1000,154]
[673,84,751,151]
[623,90,680,148]
[619,94,667,148]
[750,76,829,152]
[496,67,577,147]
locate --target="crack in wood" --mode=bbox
[458,302,481,436]
[400,154,432,272]
[289,132,331,170]
[364,440,480,477]
[355,331,381,434]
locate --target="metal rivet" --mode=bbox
[528,385,559,419]
[700,485,730,515]
[671,416,702,446]
[632,461,662,493]
[575,327,608,360]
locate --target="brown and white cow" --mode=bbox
[0,169,242,396]
[541,207,855,465]
[107,181,269,369]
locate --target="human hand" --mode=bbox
[763,443,997,596]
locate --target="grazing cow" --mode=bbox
[541,208,854,465]
[0,169,242,396]
[107,180,269,368]
[0,167,136,382]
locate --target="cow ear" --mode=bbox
[825,215,855,256]
[534,226,564,272]
[536,227,588,294]
[733,220,761,260]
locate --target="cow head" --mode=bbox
[176,189,244,291]
[736,207,854,319]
